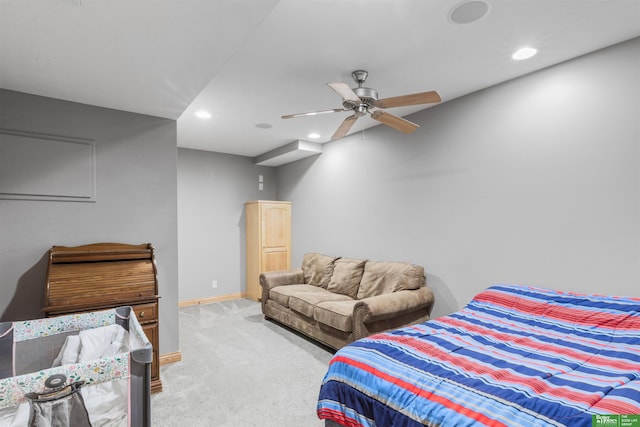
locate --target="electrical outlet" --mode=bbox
[211,280,218,289]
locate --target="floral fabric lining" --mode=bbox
[0,353,129,408]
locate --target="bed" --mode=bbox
[317,284,640,427]
[0,306,152,426]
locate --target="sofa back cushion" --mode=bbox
[327,258,367,299]
[301,253,340,288]
[356,261,425,299]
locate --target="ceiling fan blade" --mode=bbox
[374,91,441,109]
[281,108,345,119]
[328,82,361,104]
[331,115,358,140]
[370,111,419,134]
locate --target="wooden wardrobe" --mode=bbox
[43,242,162,393]
[245,201,291,301]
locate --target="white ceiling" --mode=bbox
[2,0,639,159]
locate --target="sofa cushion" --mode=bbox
[356,261,425,300]
[269,284,317,308]
[327,258,367,299]
[289,289,352,318]
[301,253,340,288]
[314,300,358,333]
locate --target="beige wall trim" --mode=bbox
[178,292,247,308]
[159,351,182,366]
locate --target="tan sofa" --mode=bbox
[259,253,435,350]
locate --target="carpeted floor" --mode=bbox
[151,298,335,426]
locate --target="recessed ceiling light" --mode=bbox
[195,110,211,119]
[307,132,320,139]
[512,47,538,60]
[449,0,490,24]
[255,123,272,129]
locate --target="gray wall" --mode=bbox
[276,38,640,318]
[3,37,637,357]
[0,90,179,354]
[177,148,276,301]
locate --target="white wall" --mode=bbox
[177,148,276,301]
[276,38,640,318]
[0,90,180,354]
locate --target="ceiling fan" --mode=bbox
[282,70,441,140]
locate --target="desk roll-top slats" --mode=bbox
[43,242,162,392]
[47,260,156,310]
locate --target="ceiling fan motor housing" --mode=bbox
[344,86,379,112]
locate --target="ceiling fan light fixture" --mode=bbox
[512,47,538,60]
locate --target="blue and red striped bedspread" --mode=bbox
[317,284,640,426]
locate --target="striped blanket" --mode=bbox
[317,284,640,427]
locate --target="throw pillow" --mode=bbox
[356,261,425,299]
[327,258,367,299]
[301,253,340,288]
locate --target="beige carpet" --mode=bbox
[151,298,334,426]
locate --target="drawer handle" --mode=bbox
[139,311,145,318]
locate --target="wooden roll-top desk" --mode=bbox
[43,242,162,393]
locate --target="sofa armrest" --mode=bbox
[354,286,435,324]
[259,268,304,299]
[259,268,304,290]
